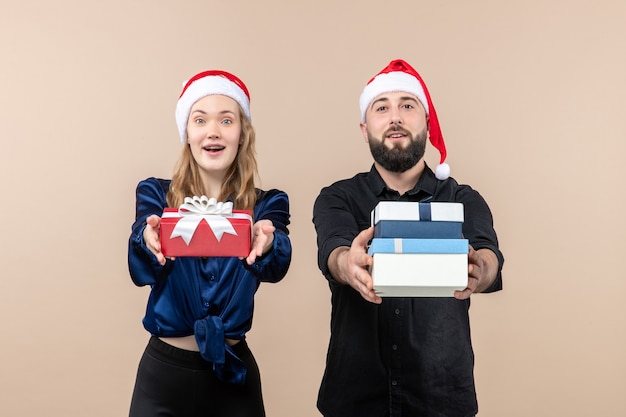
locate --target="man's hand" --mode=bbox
[454,246,498,300]
[328,227,382,304]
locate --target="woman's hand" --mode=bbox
[143,214,172,266]
[245,219,275,265]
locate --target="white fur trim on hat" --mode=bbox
[359,71,429,122]
[175,75,250,144]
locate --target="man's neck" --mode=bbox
[374,160,425,195]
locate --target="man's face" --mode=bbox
[361,91,428,173]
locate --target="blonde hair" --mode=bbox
[166,103,258,211]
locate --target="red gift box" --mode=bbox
[159,197,252,257]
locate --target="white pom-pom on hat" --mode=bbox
[435,162,450,180]
[360,59,450,180]
[175,70,251,144]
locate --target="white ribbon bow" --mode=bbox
[170,196,238,245]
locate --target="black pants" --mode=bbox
[129,336,265,417]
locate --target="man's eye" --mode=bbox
[402,103,414,109]
[375,106,387,112]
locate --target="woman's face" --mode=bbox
[186,94,242,179]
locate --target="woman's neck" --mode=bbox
[199,172,225,199]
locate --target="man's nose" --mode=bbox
[389,108,402,125]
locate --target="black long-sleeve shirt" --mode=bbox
[312,164,504,417]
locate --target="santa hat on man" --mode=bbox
[359,59,450,180]
[175,70,251,144]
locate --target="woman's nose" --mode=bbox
[204,121,221,138]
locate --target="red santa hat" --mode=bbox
[359,59,450,180]
[175,70,251,143]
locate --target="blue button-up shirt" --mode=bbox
[128,177,292,384]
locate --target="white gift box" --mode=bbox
[370,253,468,297]
[371,202,464,239]
[372,201,464,223]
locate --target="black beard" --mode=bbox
[368,125,427,173]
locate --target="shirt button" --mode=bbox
[392,344,398,351]
[395,308,400,315]
[209,275,215,281]
[391,380,398,386]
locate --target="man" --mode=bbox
[312,59,504,417]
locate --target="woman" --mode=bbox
[128,70,292,417]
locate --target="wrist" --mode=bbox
[329,247,350,285]
[474,248,498,293]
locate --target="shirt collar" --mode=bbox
[366,163,439,199]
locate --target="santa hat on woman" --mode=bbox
[359,59,450,180]
[175,70,251,144]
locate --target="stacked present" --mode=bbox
[368,201,468,297]
[160,196,252,257]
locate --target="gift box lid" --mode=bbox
[368,238,468,255]
[371,201,464,225]
[161,207,253,223]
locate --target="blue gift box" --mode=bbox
[371,202,464,239]
[368,238,469,255]
[373,221,462,239]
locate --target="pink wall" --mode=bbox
[1,1,624,415]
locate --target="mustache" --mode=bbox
[383,124,412,138]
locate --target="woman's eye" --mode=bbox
[222,119,233,125]
[194,118,205,124]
